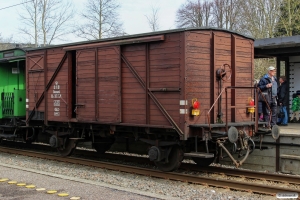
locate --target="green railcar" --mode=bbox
[0,48,26,131]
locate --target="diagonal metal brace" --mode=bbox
[26,52,68,124]
[121,54,184,136]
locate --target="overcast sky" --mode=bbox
[0,0,185,44]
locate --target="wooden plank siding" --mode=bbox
[149,33,181,126]
[185,30,253,126]
[46,48,69,122]
[26,53,45,114]
[120,32,182,126]
[121,44,147,124]
[76,49,96,121]
[234,36,254,122]
[25,29,255,138]
[214,32,233,122]
[185,31,212,124]
[98,46,121,123]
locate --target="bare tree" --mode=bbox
[145,6,160,32]
[40,0,74,45]
[239,0,282,38]
[74,0,124,40]
[202,1,213,27]
[18,0,40,47]
[18,0,74,47]
[0,34,14,50]
[275,0,300,36]
[235,0,282,80]
[211,0,241,30]
[175,0,281,38]
[211,0,225,28]
[175,0,240,30]
[175,0,213,28]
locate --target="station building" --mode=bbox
[255,36,300,120]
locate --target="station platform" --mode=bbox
[219,123,300,174]
[278,123,300,136]
[0,163,166,200]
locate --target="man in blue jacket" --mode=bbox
[257,66,278,129]
[277,76,289,126]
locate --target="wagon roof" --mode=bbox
[26,27,254,51]
[0,48,27,63]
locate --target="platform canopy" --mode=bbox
[255,35,300,58]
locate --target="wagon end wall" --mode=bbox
[185,30,254,128]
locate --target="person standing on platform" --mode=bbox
[257,66,278,129]
[291,92,300,122]
[254,80,264,121]
[277,76,289,126]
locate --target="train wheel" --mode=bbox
[192,157,215,167]
[57,138,78,157]
[155,145,183,172]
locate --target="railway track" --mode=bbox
[0,145,299,196]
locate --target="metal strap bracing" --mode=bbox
[26,52,68,124]
[28,56,43,70]
[121,54,184,136]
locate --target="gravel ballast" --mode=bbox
[0,152,275,200]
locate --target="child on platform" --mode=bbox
[291,93,300,122]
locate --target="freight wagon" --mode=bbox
[0,48,30,140]
[0,28,279,171]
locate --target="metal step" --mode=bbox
[257,128,272,133]
[69,138,84,140]
[210,131,227,138]
[0,125,15,128]
[184,152,214,158]
[211,131,227,135]
[0,134,17,138]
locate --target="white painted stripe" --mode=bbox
[180,109,188,114]
[26,98,29,102]
[26,105,29,108]
[179,100,188,105]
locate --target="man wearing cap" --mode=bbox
[257,66,278,129]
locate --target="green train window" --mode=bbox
[3,52,14,58]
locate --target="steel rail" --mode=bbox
[183,165,300,185]
[1,141,300,186]
[0,146,299,196]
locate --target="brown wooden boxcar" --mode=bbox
[25,28,276,171]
